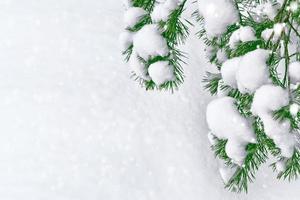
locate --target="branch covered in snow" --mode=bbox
[201,0,300,192]
[121,0,300,193]
[120,0,190,91]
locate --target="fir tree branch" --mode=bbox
[277,150,300,181]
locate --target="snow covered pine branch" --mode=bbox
[120,0,300,193]
[120,0,190,91]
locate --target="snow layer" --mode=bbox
[236,49,270,93]
[261,23,286,42]
[221,57,241,88]
[148,61,175,85]
[221,49,270,93]
[1,0,300,199]
[151,0,181,22]
[255,2,279,20]
[251,85,289,116]
[262,115,296,158]
[251,85,296,158]
[229,26,256,48]
[290,103,300,116]
[124,7,147,28]
[133,24,169,60]
[197,0,239,37]
[206,97,256,165]
[261,28,276,42]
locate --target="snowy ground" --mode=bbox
[0,0,300,199]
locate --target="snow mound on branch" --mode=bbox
[255,1,279,20]
[197,0,239,37]
[261,23,287,42]
[289,61,300,84]
[206,97,256,165]
[261,28,276,42]
[290,103,300,116]
[273,23,286,36]
[221,57,241,88]
[148,61,175,85]
[133,24,169,60]
[124,7,147,28]
[251,85,289,116]
[239,26,256,42]
[129,50,150,80]
[151,4,171,22]
[262,115,296,158]
[229,26,256,48]
[221,49,270,93]
[151,0,181,22]
[251,85,296,158]
[119,30,133,50]
[236,49,270,93]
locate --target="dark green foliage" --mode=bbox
[128,14,152,32]
[273,106,299,130]
[210,118,280,193]
[122,44,133,62]
[277,150,300,181]
[132,0,155,12]
[292,85,300,104]
[161,0,191,46]
[230,40,266,58]
[212,139,231,163]
[201,0,300,192]
[225,118,278,193]
[202,72,221,95]
[131,47,186,92]
[225,143,267,193]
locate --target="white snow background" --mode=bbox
[0,0,300,199]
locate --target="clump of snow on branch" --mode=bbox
[121,0,188,88]
[124,7,147,28]
[220,57,240,88]
[229,26,256,49]
[119,30,133,50]
[206,97,256,165]
[221,49,271,93]
[236,49,271,93]
[197,0,239,37]
[251,85,289,115]
[148,61,175,85]
[290,104,300,117]
[253,1,280,21]
[251,85,296,158]
[133,24,169,60]
[151,0,183,22]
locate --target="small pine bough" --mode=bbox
[120,0,190,91]
[120,0,300,193]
